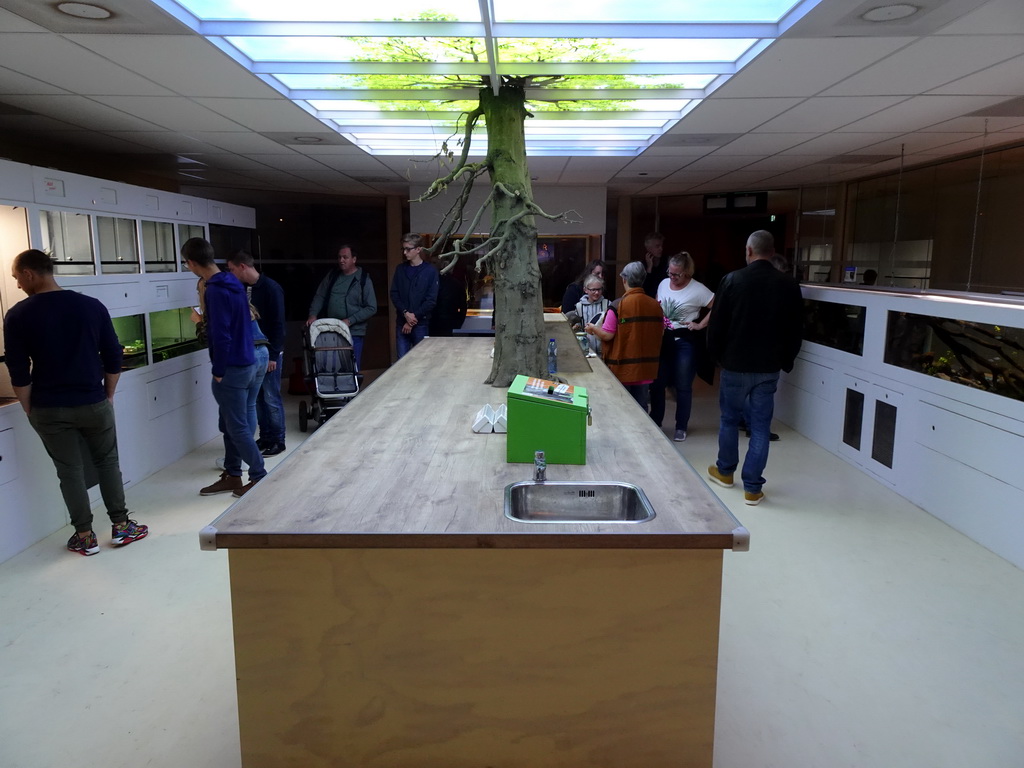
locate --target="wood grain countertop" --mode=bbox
[201,326,748,551]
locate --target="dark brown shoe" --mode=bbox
[232,476,263,498]
[200,471,242,496]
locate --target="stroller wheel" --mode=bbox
[299,400,309,432]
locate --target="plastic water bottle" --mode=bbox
[547,338,558,376]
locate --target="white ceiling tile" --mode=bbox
[717,37,916,98]
[291,143,374,156]
[68,35,281,99]
[312,154,396,173]
[0,65,68,95]
[90,96,245,132]
[929,55,1024,97]
[670,98,804,134]
[194,98,326,132]
[923,115,1024,133]
[745,155,833,171]
[0,9,47,32]
[836,95,1009,133]
[937,0,1024,34]
[859,132,986,155]
[823,36,1024,97]
[186,132,298,153]
[102,131,227,155]
[639,144,718,157]
[755,96,908,133]
[779,132,899,155]
[0,33,172,96]
[0,94,162,131]
[714,133,817,155]
[0,113,80,131]
[244,154,335,172]
[678,155,763,171]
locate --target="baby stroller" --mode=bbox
[298,318,361,432]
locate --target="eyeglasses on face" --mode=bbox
[585,286,603,292]
[402,246,416,252]
[668,271,687,278]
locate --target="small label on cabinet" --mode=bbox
[43,178,65,197]
[145,195,159,210]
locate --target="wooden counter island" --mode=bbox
[203,330,747,768]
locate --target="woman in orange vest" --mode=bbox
[585,261,664,409]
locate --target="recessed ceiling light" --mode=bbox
[861,4,919,22]
[292,136,323,144]
[56,2,113,19]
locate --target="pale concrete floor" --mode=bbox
[1,386,1022,768]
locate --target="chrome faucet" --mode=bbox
[533,450,547,482]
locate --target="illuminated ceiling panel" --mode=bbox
[149,0,824,156]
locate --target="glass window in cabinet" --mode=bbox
[141,220,176,273]
[149,306,203,363]
[39,210,94,275]
[96,216,140,275]
[110,314,148,370]
[176,223,206,270]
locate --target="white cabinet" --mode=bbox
[0,428,17,485]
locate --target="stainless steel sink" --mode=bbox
[504,481,656,524]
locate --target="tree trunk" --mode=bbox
[480,81,547,387]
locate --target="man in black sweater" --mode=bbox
[3,249,148,555]
[706,230,803,506]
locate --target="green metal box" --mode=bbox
[506,375,589,465]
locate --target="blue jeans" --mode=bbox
[212,346,269,482]
[650,334,697,431]
[717,370,779,493]
[624,383,650,411]
[352,335,364,369]
[396,323,428,358]
[256,351,285,444]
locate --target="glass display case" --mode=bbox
[141,220,176,273]
[177,223,205,263]
[110,314,148,370]
[39,209,94,275]
[885,310,1024,403]
[96,215,140,274]
[149,307,203,363]
[803,299,865,355]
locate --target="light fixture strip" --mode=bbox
[478,0,501,96]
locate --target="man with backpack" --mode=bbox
[306,244,377,369]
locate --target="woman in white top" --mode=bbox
[650,252,715,441]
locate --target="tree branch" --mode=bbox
[415,107,485,202]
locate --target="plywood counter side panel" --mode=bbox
[230,547,723,768]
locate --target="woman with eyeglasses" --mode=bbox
[649,252,715,442]
[560,259,606,314]
[573,275,611,355]
[389,233,439,359]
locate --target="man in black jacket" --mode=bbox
[706,230,803,506]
